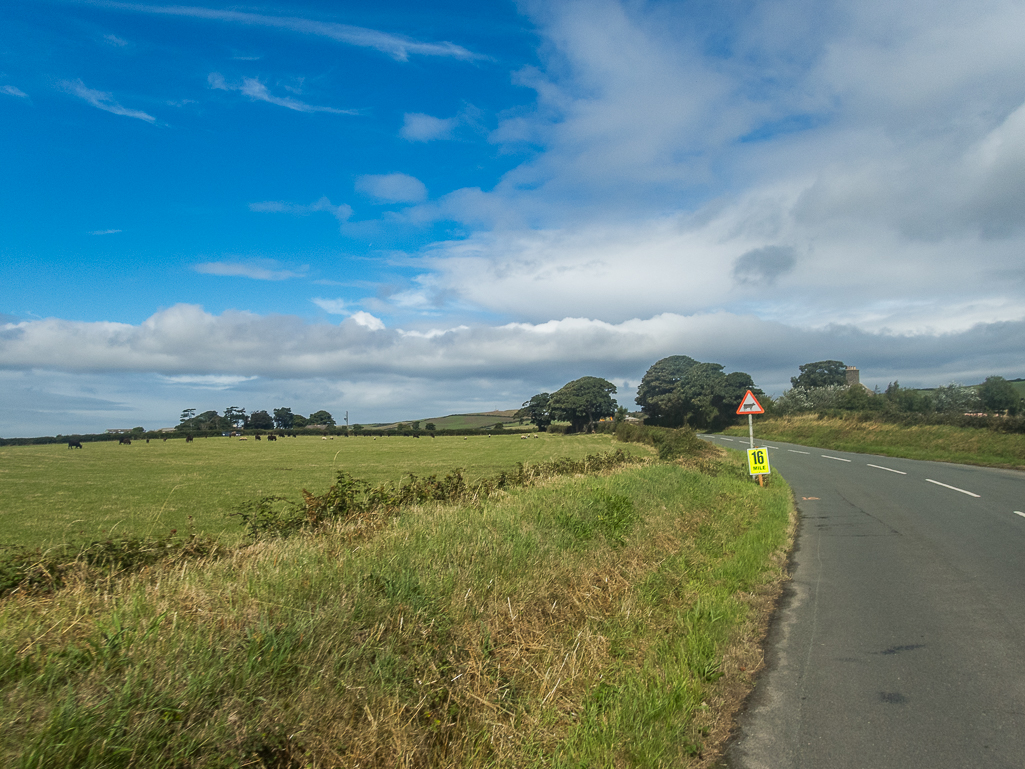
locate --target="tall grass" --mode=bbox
[0,448,792,768]
[726,414,1025,467]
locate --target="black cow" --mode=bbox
[255,434,262,441]
[267,434,277,441]
[68,440,83,449]
[118,437,132,445]
[185,435,194,443]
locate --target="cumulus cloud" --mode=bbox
[208,73,356,114]
[732,246,797,286]
[194,260,307,281]
[400,112,459,141]
[61,79,155,123]
[355,173,428,203]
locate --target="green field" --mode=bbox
[0,433,644,548]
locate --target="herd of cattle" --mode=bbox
[66,433,298,448]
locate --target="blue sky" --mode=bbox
[3,0,1025,436]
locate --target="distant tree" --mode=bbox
[613,406,629,426]
[273,407,295,430]
[791,360,847,389]
[411,421,421,431]
[224,406,247,429]
[979,376,1021,415]
[308,410,335,426]
[493,422,506,431]
[517,392,553,432]
[179,408,196,423]
[549,377,617,433]
[883,382,934,414]
[249,410,274,430]
[931,383,983,413]
[425,423,436,431]
[131,426,145,435]
[352,423,363,433]
[635,355,700,423]
[293,414,309,428]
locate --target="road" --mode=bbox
[700,435,1025,769]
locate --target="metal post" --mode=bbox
[749,413,754,450]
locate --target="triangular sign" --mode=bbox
[736,390,764,415]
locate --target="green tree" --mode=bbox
[979,376,1021,415]
[224,406,247,429]
[516,393,553,432]
[292,414,309,428]
[791,360,847,389]
[549,377,617,433]
[273,407,294,429]
[179,408,196,424]
[308,410,335,426]
[635,355,700,423]
[425,423,436,431]
[248,410,274,430]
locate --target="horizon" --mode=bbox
[4,0,1025,438]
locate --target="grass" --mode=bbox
[0,443,793,768]
[0,433,631,548]
[723,413,1025,468]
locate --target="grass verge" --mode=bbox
[0,444,792,768]
[723,413,1025,468]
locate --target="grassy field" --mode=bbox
[723,414,1025,468]
[0,433,638,549]
[0,441,793,768]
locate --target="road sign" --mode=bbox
[747,447,771,475]
[736,390,765,415]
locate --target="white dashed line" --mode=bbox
[1014,511,1025,519]
[926,479,980,498]
[765,446,778,450]
[722,438,734,442]
[867,464,907,475]
[788,449,810,455]
[822,455,852,462]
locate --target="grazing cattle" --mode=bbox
[68,440,83,449]
[185,435,194,443]
[118,437,131,445]
[267,434,277,441]
[255,435,262,441]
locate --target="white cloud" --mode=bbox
[194,260,307,281]
[208,73,356,114]
[312,298,347,315]
[1,85,28,98]
[62,79,155,123]
[103,33,130,47]
[400,113,459,141]
[250,197,352,222]
[348,311,386,331]
[98,2,480,62]
[89,229,123,235]
[355,173,428,204]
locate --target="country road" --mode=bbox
[699,435,1025,769]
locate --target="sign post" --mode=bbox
[736,390,767,484]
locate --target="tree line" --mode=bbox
[177,407,336,432]
[517,355,763,434]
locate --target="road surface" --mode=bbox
[700,435,1025,769]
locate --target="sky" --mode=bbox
[2,0,1025,436]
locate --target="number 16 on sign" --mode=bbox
[747,447,770,476]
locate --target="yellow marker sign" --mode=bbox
[747,447,771,475]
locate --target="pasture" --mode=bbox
[0,433,643,548]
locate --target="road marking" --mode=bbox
[822,455,852,462]
[766,446,778,450]
[722,438,734,441]
[789,449,810,454]
[1014,511,1025,519]
[926,479,980,498]
[868,464,907,475]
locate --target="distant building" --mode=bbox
[846,366,874,393]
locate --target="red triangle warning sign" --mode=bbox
[736,390,764,415]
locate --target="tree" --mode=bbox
[308,410,335,426]
[549,377,617,433]
[273,407,294,430]
[292,414,309,428]
[635,355,700,423]
[179,408,196,423]
[979,376,1021,415]
[425,423,436,431]
[931,383,983,413]
[249,410,274,430]
[224,406,247,429]
[517,393,552,432]
[791,360,847,389]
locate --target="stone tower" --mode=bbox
[846,366,860,387]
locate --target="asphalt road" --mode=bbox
[700,435,1025,769]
